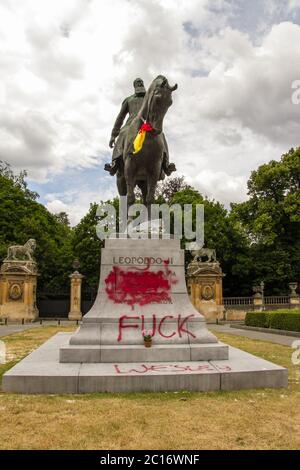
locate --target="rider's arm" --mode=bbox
[111,98,129,138]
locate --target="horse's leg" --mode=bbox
[115,156,126,196]
[137,181,147,206]
[117,175,127,196]
[126,175,136,206]
[122,167,135,206]
[124,154,136,206]
[146,173,160,218]
[136,181,149,225]
[146,150,162,212]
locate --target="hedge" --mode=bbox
[245,312,269,328]
[269,313,300,332]
[245,309,300,332]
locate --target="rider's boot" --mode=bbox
[104,159,119,176]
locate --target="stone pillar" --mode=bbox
[186,259,225,322]
[68,271,84,321]
[252,285,264,311]
[289,282,300,307]
[0,260,38,322]
[252,295,263,310]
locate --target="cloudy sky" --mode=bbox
[1,0,300,224]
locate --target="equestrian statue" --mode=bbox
[104,75,177,209]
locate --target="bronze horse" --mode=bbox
[116,75,177,210]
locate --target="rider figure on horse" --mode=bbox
[104,78,176,178]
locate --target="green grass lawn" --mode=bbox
[0,326,299,450]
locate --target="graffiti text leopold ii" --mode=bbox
[113,256,174,265]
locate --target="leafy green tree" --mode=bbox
[72,203,103,290]
[0,161,38,200]
[53,211,70,227]
[134,176,191,204]
[155,176,191,203]
[232,147,300,293]
[0,163,74,292]
[171,188,252,295]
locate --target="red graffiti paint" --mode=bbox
[105,260,177,308]
[117,314,195,342]
[118,314,156,342]
[114,363,216,375]
[157,315,176,339]
[117,315,140,342]
[178,315,196,339]
[214,365,232,372]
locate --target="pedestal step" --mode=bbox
[2,333,288,394]
[59,342,229,363]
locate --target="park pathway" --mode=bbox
[0,321,75,338]
[209,323,298,347]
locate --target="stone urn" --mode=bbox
[289,282,298,298]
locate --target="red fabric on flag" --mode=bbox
[140,122,153,133]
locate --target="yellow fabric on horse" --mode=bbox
[133,122,153,155]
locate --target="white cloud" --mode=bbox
[45,182,116,225]
[287,0,300,11]
[46,199,69,214]
[0,0,300,221]
[186,169,247,206]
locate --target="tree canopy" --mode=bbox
[232,147,300,294]
[0,162,73,292]
[1,148,299,296]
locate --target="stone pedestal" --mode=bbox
[2,237,288,393]
[186,261,225,322]
[60,238,227,363]
[0,260,38,322]
[68,271,84,321]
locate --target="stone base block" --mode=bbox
[0,304,38,322]
[68,312,82,322]
[59,342,229,363]
[2,333,288,394]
